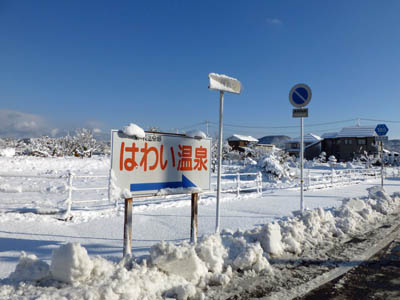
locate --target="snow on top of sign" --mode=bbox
[227,134,258,143]
[122,123,145,138]
[156,186,202,196]
[209,73,239,81]
[208,73,241,94]
[186,130,207,139]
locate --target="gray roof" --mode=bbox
[322,126,377,139]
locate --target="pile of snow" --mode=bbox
[0,148,15,157]
[50,243,93,283]
[186,130,207,139]
[122,123,145,138]
[9,252,50,282]
[3,186,400,299]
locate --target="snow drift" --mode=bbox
[2,186,400,299]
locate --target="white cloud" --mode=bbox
[266,18,282,25]
[0,109,49,137]
[92,128,102,134]
[85,120,104,130]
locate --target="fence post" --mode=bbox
[257,172,262,194]
[331,169,334,185]
[236,173,240,198]
[65,172,73,218]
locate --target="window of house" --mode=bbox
[358,139,366,145]
[336,139,341,144]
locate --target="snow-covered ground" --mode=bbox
[1,155,400,299]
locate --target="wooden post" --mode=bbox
[191,193,198,244]
[123,198,133,257]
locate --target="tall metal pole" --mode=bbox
[300,117,304,211]
[381,141,384,188]
[216,91,224,233]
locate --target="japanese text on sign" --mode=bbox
[111,131,212,196]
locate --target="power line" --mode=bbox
[208,118,357,129]
[177,121,206,130]
[360,118,400,124]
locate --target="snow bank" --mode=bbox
[3,186,400,299]
[50,242,93,283]
[258,223,284,256]
[150,241,208,283]
[9,252,50,282]
[0,148,15,157]
[122,123,145,138]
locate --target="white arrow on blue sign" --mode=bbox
[289,84,312,108]
[375,124,389,136]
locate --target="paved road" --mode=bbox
[298,234,400,300]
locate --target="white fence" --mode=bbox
[304,168,381,190]
[1,167,397,217]
[211,172,262,197]
[64,172,110,217]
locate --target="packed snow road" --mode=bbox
[299,229,400,300]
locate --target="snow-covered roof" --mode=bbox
[321,132,338,139]
[287,133,322,143]
[227,134,258,142]
[336,126,377,138]
[321,126,378,139]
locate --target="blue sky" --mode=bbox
[1,0,400,139]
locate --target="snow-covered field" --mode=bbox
[1,155,400,299]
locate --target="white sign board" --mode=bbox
[111,131,211,197]
[209,73,241,94]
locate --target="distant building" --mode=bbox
[321,125,379,161]
[285,133,322,160]
[227,134,258,154]
[256,143,277,152]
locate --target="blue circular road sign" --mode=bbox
[375,124,389,136]
[289,84,312,108]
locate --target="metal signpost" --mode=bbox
[375,124,389,188]
[289,83,312,212]
[111,130,211,254]
[209,73,241,233]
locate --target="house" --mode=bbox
[227,134,258,153]
[321,125,379,162]
[256,143,277,152]
[285,133,322,160]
